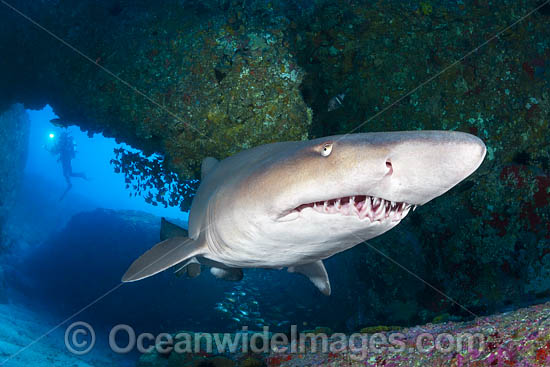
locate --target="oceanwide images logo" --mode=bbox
[65,322,486,360]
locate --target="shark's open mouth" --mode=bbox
[292,195,416,222]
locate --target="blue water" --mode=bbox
[25,105,187,220]
[0,106,194,365]
[2,106,341,365]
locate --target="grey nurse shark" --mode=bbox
[123,130,486,295]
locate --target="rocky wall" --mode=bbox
[0,104,29,251]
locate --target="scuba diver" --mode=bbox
[46,130,88,200]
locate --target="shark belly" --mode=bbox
[204,208,402,268]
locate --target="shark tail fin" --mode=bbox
[122,237,203,282]
[160,217,188,241]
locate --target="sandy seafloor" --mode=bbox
[0,302,130,367]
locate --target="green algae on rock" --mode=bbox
[0,1,311,179]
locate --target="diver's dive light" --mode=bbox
[49,133,55,139]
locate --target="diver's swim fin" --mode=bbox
[122,237,203,282]
[59,183,72,201]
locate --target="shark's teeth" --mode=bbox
[365,198,372,218]
[292,194,415,223]
[401,205,412,218]
[376,201,385,220]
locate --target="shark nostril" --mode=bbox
[385,160,393,176]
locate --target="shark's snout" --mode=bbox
[379,131,486,205]
[263,131,487,219]
[456,133,487,170]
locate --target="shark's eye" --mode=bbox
[321,143,333,157]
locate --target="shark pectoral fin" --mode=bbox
[160,217,189,241]
[288,261,331,296]
[122,237,203,282]
[174,257,201,278]
[210,267,244,282]
[201,157,219,180]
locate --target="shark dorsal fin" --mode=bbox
[160,218,188,241]
[288,260,331,296]
[201,157,219,180]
